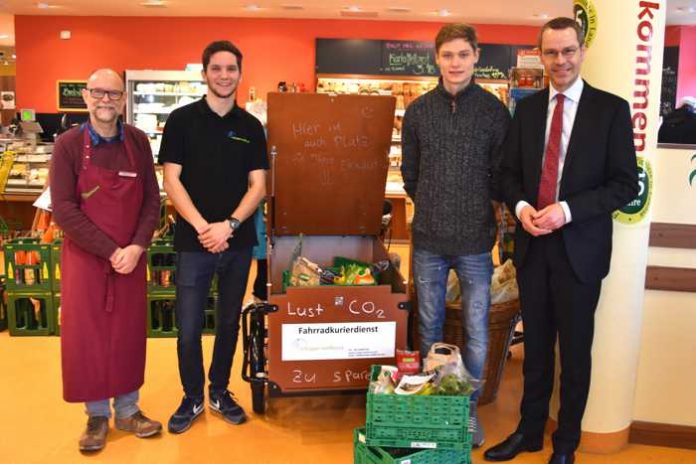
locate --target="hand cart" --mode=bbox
[242,92,409,413]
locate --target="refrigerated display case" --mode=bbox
[125,70,207,158]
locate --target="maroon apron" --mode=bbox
[61,128,147,402]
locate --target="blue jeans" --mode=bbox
[175,248,252,401]
[85,390,139,419]
[413,248,493,402]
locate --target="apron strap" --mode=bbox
[105,272,115,313]
[81,125,92,171]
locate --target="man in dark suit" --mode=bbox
[484,17,639,464]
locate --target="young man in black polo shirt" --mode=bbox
[159,40,268,433]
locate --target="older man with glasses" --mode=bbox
[50,68,162,453]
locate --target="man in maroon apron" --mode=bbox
[50,69,162,452]
[159,41,268,433]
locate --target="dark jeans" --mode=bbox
[252,258,268,300]
[515,232,601,453]
[175,248,252,401]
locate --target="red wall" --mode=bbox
[676,26,696,104]
[665,25,681,47]
[15,15,538,112]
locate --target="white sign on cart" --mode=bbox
[281,322,396,361]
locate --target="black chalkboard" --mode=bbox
[317,38,530,80]
[476,44,515,80]
[315,39,382,75]
[381,40,438,76]
[660,46,679,117]
[57,81,88,111]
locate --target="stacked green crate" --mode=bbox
[0,277,7,331]
[53,293,61,336]
[145,239,218,337]
[353,365,472,463]
[50,240,62,293]
[3,238,55,336]
[354,428,470,464]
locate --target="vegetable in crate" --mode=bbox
[335,263,375,285]
[432,361,479,396]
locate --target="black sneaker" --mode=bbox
[209,391,246,425]
[168,396,204,434]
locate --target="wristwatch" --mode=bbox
[228,217,241,232]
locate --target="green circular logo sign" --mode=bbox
[613,157,652,224]
[574,0,598,48]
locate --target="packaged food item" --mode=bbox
[424,342,462,372]
[289,256,322,287]
[396,349,421,375]
[395,372,435,395]
[433,362,477,396]
[369,365,399,394]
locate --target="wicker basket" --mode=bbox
[410,294,520,405]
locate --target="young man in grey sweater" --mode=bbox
[401,23,510,447]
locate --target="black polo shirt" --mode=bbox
[158,97,269,252]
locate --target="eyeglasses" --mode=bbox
[542,47,579,59]
[86,88,124,100]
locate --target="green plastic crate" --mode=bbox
[3,238,53,292]
[0,279,7,331]
[147,295,178,337]
[354,428,470,464]
[7,291,54,336]
[146,239,177,295]
[50,241,62,292]
[53,293,61,336]
[146,294,217,337]
[365,368,471,450]
[203,295,217,335]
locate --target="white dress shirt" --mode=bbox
[515,78,584,224]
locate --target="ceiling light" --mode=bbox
[244,4,261,11]
[140,1,167,7]
[347,5,361,12]
[387,7,411,13]
[12,54,16,59]
[437,9,451,17]
[533,13,549,19]
[0,35,8,39]
[37,2,60,8]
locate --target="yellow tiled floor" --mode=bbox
[1,252,695,463]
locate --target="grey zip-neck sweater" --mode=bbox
[401,80,511,255]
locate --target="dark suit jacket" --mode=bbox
[500,81,639,283]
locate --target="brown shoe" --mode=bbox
[79,416,109,452]
[115,410,162,438]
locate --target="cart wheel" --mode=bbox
[251,381,266,414]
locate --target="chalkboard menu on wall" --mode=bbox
[381,41,438,76]
[660,46,679,117]
[317,38,531,80]
[57,80,88,111]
